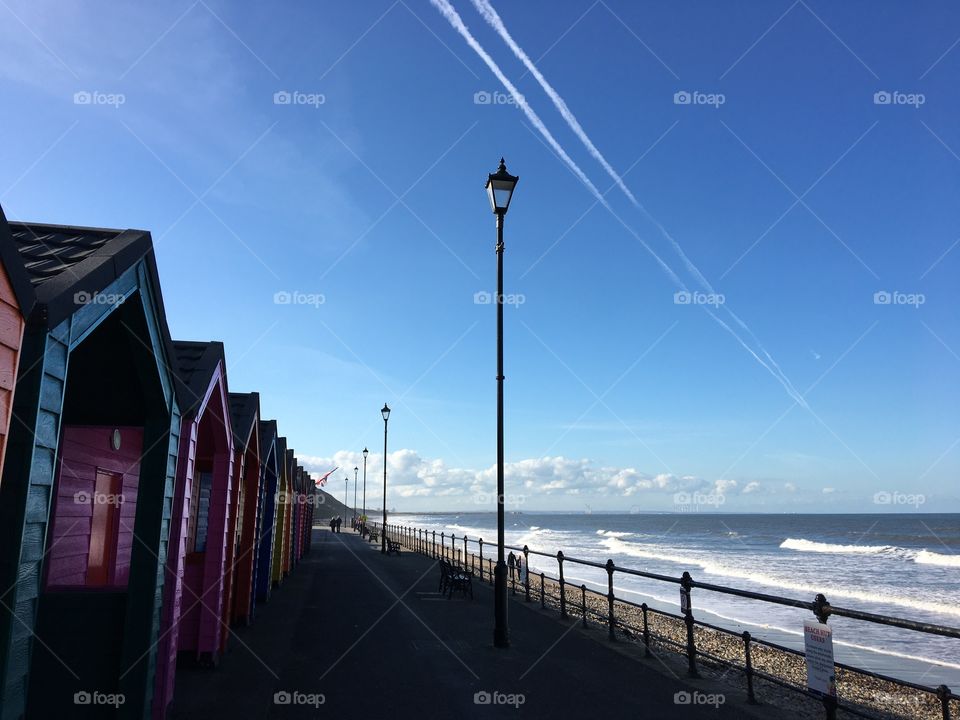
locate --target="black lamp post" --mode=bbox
[362,447,369,528]
[344,477,349,521]
[353,466,358,527]
[380,403,391,553]
[485,157,518,648]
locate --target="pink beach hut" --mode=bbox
[153,341,234,718]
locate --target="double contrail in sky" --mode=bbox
[428,0,609,211]
[430,0,808,409]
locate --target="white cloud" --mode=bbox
[299,449,783,505]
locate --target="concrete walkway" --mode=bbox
[171,528,773,719]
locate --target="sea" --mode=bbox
[396,512,960,688]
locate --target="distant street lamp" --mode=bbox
[353,466,358,526]
[381,403,391,554]
[362,447,369,528]
[486,157,518,649]
[344,477,349,522]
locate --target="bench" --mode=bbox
[368,528,379,543]
[439,559,473,599]
[386,540,402,555]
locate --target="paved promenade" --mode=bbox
[171,528,782,719]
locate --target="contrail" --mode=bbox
[429,0,609,210]
[470,0,807,408]
[430,0,807,409]
[470,0,639,207]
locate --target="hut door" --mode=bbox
[88,469,121,586]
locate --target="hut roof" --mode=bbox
[171,340,227,416]
[5,220,155,327]
[228,392,259,449]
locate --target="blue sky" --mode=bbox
[1,0,958,512]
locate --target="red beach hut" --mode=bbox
[223,391,260,632]
[153,341,234,719]
[0,218,182,718]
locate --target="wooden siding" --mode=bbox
[0,261,24,481]
[45,426,144,588]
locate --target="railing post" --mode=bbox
[641,603,651,657]
[606,559,616,641]
[936,685,951,720]
[557,551,567,618]
[540,572,545,608]
[523,545,530,602]
[581,585,587,628]
[812,593,836,720]
[681,571,698,677]
[463,535,468,568]
[440,532,445,561]
[743,631,756,704]
[432,530,436,558]
[478,539,484,581]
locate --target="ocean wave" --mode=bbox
[595,530,633,537]
[782,538,960,567]
[915,550,960,568]
[601,537,960,619]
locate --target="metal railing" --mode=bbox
[367,520,960,720]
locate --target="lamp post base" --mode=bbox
[493,561,509,648]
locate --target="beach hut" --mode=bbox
[153,341,234,719]
[302,472,316,555]
[224,392,260,631]
[271,437,290,586]
[0,207,32,480]
[255,420,279,604]
[292,464,304,567]
[0,218,181,719]
[283,449,296,576]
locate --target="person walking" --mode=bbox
[335,515,342,533]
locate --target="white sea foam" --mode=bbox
[915,550,960,568]
[601,537,960,619]
[782,538,960,568]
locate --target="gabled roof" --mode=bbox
[172,340,228,417]
[276,436,288,480]
[259,419,278,463]
[0,205,37,317]
[228,392,259,449]
[6,219,154,328]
